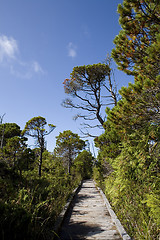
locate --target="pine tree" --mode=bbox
[112,0,160,78]
[95,1,160,238]
[22,116,55,176]
[54,130,85,174]
[62,62,118,136]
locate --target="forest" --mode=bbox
[0,0,160,239]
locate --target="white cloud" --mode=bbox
[67,42,77,58]
[0,34,45,79]
[10,65,32,79]
[0,35,18,62]
[10,60,45,79]
[32,61,44,74]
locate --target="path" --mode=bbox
[56,180,123,240]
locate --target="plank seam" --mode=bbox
[94,181,132,240]
[53,181,82,238]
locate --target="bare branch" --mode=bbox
[0,113,6,124]
[80,122,103,129]
[63,61,118,136]
[79,128,98,138]
[75,92,97,109]
[73,114,97,121]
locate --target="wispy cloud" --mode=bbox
[67,42,77,58]
[0,35,18,62]
[32,61,44,74]
[10,65,32,79]
[0,34,44,78]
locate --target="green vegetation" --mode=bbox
[94,0,160,239]
[0,120,90,240]
[62,61,118,136]
[22,116,56,177]
[0,1,159,239]
[73,150,94,179]
[54,130,85,174]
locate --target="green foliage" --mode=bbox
[0,117,83,240]
[63,64,110,95]
[112,0,160,78]
[144,192,160,226]
[1,139,35,179]
[1,1,159,239]
[54,130,85,174]
[95,120,121,162]
[62,61,118,131]
[0,202,32,240]
[94,1,160,239]
[73,150,94,179]
[0,123,21,147]
[22,116,56,176]
[102,141,160,239]
[0,150,81,240]
[93,165,105,191]
[22,116,56,140]
[95,80,160,239]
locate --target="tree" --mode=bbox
[62,61,118,137]
[0,123,21,149]
[112,0,160,78]
[74,150,94,179]
[0,114,5,149]
[18,148,35,172]
[91,0,160,238]
[95,118,121,163]
[4,136,29,175]
[110,0,160,139]
[95,2,160,236]
[95,82,160,239]
[22,116,56,176]
[54,130,85,174]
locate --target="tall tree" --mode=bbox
[111,0,160,131]
[22,116,56,176]
[95,1,160,237]
[112,0,160,78]
[74,150,94,179]
[62,61,118,137]
[0,123,21,149]
[0,114,5,149]
[4,136,27,172]
[54,130,85,174]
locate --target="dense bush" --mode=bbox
[0,151,81,240]
[94,1,160,239]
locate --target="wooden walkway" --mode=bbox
[55,180,130,240]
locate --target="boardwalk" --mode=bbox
[56,180,123,240]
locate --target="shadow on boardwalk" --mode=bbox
[55,180,122,240]
[55,192,102,239]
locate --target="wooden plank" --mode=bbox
[56,180,129,239]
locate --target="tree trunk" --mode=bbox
[0,125,5,149]
[38,147,43,177]
[68,149,72,174]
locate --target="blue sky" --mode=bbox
[0,0,133,153]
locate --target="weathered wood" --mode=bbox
[56,179,131,240]
[53,182,82,237]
